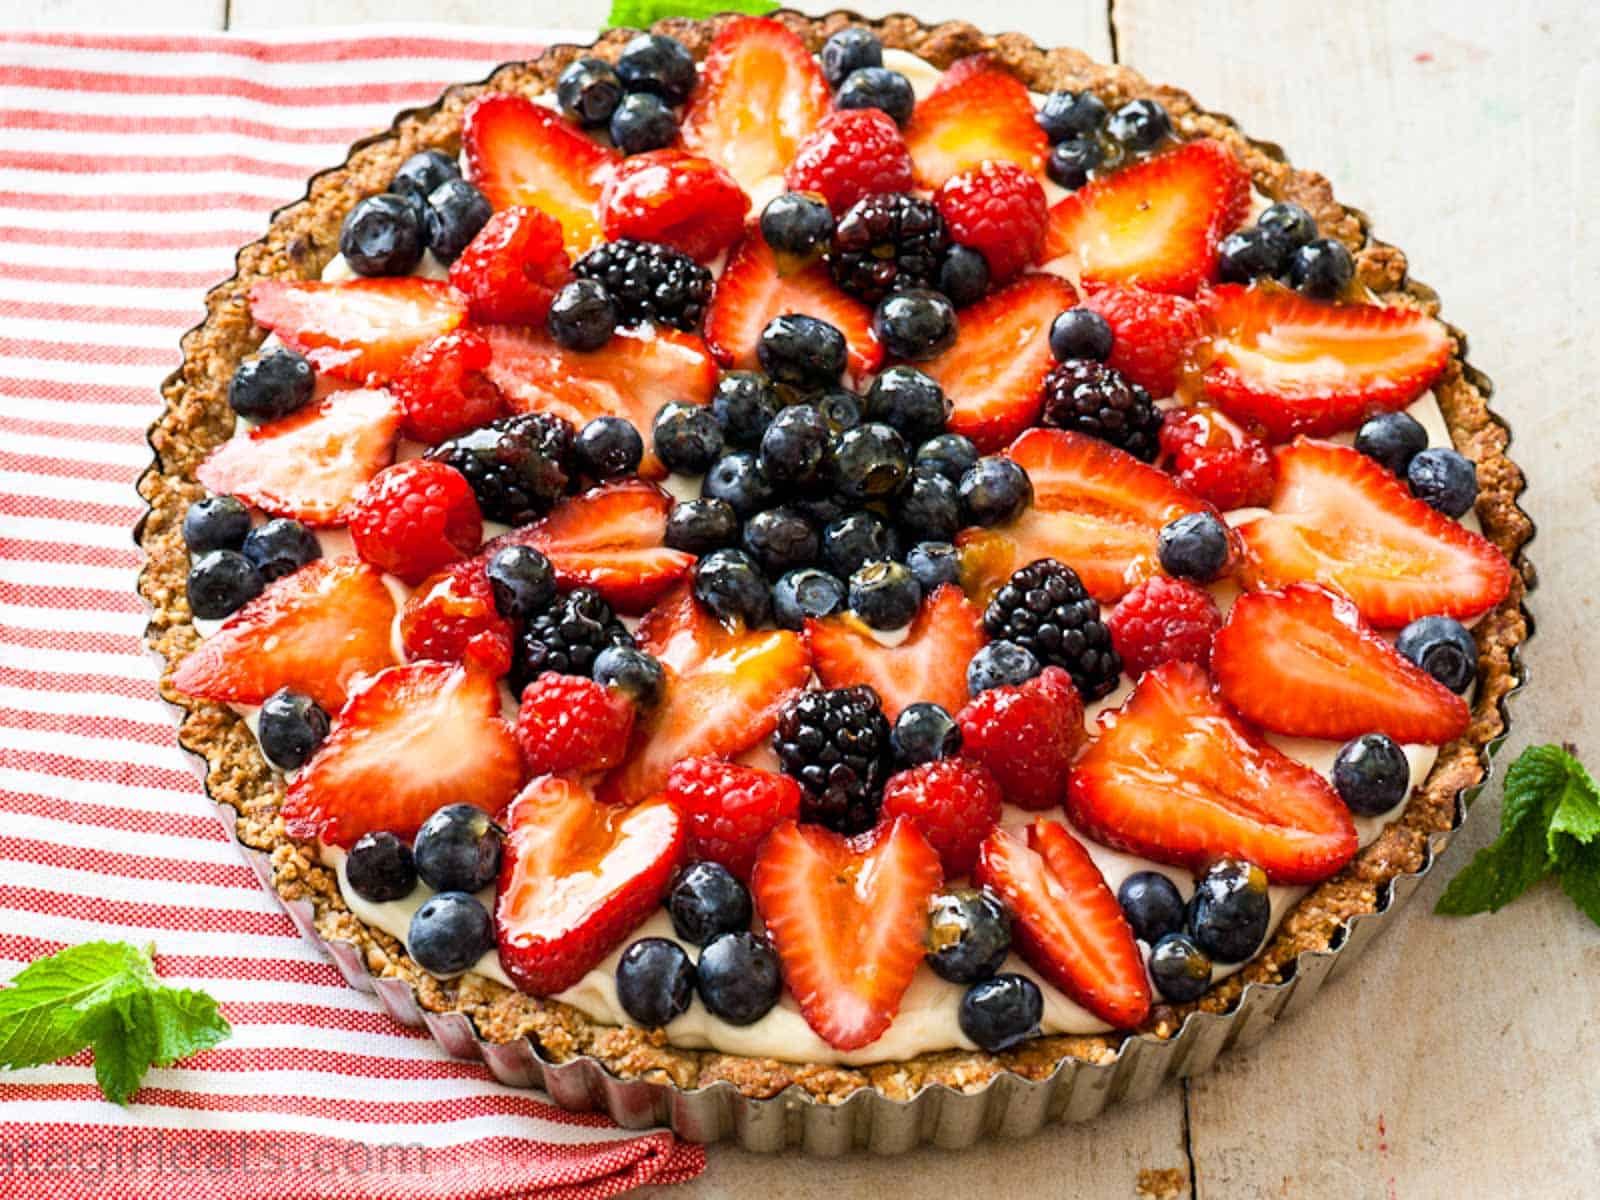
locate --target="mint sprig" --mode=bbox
[606,0,777,29]
[0,941,230,1104]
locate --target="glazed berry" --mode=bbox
[1396,615,1477,693]
[760,191,835,260]
[512,586,632,691]
[256,687,329,772]
[1157,511,1232,583]
[668,757,803,882]
[891,701,961,767]
[958,456,1032,526]
[785,108,916,217]
[693,547,771,626]
[711,372,781,448]
[1045,136,1104,190]
[933,160,1049,285]
[701,451,776,519]
[1217,225,1291,283]
[573,239,712,332]
[1117,871,1186,945]
[773,685,891,834]
[772,566,847,630]
[742,506,820,576]
[898,470,961,542]
[1158,405,1277,510]
[957,667,1085,810]
[485,545,557,619]
[882,757,1001,875]
[829,422,911,503]
[794,491,849,528]
[345,831,417,903]
[1040,359,1162,462]
[1257,200,1317,249]
[1049,308,1113,364]
[959,973,1042,1053]
[573,415,643,481]
[965,640,1041,695]
[428,411,573,527]
[1149,932,1213,1004]
[865,367,949,444]
[664,496,740,554]
[1287,237,1355,299]
[1355,410,1429,476]
[1106,575,1222,677]
[516,672,635,775]
[592,643,666,709]
[408,891,494,976]
[757,314,848,388]
[188,549,263,620]
[615,33,697,105]
[938,244,990,307]
[836,66,915,126]
[1107,98,1172,152]
[556,56,623,128]
[816,388,864,433]
[906,540,961,592]
[1332,732,1411,816]
[228,348,314,421]
[925,888,1011,984]
[1407,447,1478,517]
[850,559,921,630]
[820,26,882,88]
[389,149,459,209]
[1186,859,1270,964]
[668,861,753,947]
[652,401,724,475]
[608,91,678,155]
[696,930,783,1024]
[339,193,424,277]
[616,938,695,1027]
[984,558,1120,699]
[413,803,502,893]
[830,192,949,303]
[759,404,831,486]
[546,278,618,350]
[821,510,898,577]
[183,495,251,555]
[240,517,320,582]
[914,433,978,485]
[423,178,492,264]
[1036,89,1108,141]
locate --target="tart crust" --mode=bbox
[137,10,1532,1105]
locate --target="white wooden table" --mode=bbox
[9,0,1596,1193]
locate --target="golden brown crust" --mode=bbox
[137,11,1533,1104]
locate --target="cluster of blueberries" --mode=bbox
[1355,408,1480,519]
[1036,86,1176,190]
[555,33,699,157]
[1118,858,1272,1007]
[339,149,492,278]
[1217,199,1357,301]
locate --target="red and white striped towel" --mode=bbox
[0,27,706,1198]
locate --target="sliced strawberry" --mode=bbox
[170,556,398,713]
[704,235,882,380]
[974,819,1150,1029]
[196,388,398,527]
[248,279,466,383]
[483,480,693,614]
[903,54,1049,189]
[919,273,1076,452]
[1044,139,1250,297]
[462,92,621,258]
[807,583,984,721]
[598,149,750,263]
[1201,283,1454,441]
[751,817,942,1051]
[1065,661,1358,884]
[597,585,811,807]
[480,322,717,478]
[1238,438,1511,626]
[1213,583,1470,744]
[281,662,524,847]
[495,776,683,996]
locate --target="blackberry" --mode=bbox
[1039,359,1163,462]
[829,192,948,303]
[428,412,574,527]
[573,239,712,332]
[773,686,891,834]
[511,586,633,695]
[983,559,1121,699]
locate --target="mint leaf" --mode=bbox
[1558,844,1600,927]
[1434,809,1555,915]
[1498,743,1580,834]
[81,991,158,1107]
[606,0,776,30]
[147,986,231,1067]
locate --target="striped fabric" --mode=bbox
[0,28,705,1198]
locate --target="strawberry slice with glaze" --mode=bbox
[1212,583,1470,744]
[751,817,943,1051]
[1238,438,1511,626]
[919,273,1076,452]
[282,661,524,847]
[974,819,1151,1030]
[679,16,830,196]
[1201,283,1454,441]
[169,556,398,713]
[1065,660,1359,884]
[903,54,1049,189]
[248,279,466,383]
[807,583,985,721]
[494,776,683,996]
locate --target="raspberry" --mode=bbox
[933,161,1048,284]
[391,329,505,444]
[784,108,915,216]
[1158,405,1277,510]
[1106,576,1221,678]
[956,666,1086,811]
[666,756,802,881]
[447,205,571,327]
[348,459,482,586]
[880,758,1003,876]
[1081,284,1206,398]
[399,559,514,677]
[514,673,635,776]
[599,149,750,263]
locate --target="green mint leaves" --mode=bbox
[1436,744,1600,926]
[606,0,777,30]
[0,941,230,1105]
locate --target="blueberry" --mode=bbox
[408,891,494,976]
[959,973,1042,1052]
[693,548,771,626]
[836,66,914,125]
[915,433,979,484]
[609,91,678,155]
[1407,447,1478,517]
[568,415,643,481]
[892,702,962,768]
[183,495,252,555]
[759,404,831,486]
[345,831,417,903]
[772,566,847,630]
[423,178,492,264]
[1049,307,1114,363]
[850,559,921,630]
[557,56,623,128]
[389,149,459,213]
[547,278,618,351]
[757,314,848,388]
[711,372,782,448]
[959,456,1032,526]
[967,640,1040,694]
[1186,859,1270,964]
[1256,201,1317,250]
[821,26,882,88]
[653,401,724,475]
[906,540,962,592]
[1036,89,1108,141]
[241,517,320,582]
[1355,410,1429,476]
[873,288,958,361]
[898,470,961,541]
[188,549,263,620]
[1046,136,1103,190]
[593,644,666,709]
[668,861,753,946]
[926,887,1011,983]
[615,33,697,105]
[829,422,910,503]
[793,491,850,528]
[1157,511,1231,582]
[1217,225,1292,284]
[339,193,424,277]
[1149,932,1214,1003]
[228,349,314,421]
[760,191,835,258]
[1332,732,1411,817]
[413,803,502,893]
[822,510,898,577]
[664,497,740,555]
[865,366,949,444]
[1117,871,1186,944]
[696,931,782,1024]
[1396,615,1477,693]
[1107,98,1172,152]
[938,244,990,307]
[1286,237,1355,299]
[742,506,820,576]
[486,545,556,619]
[616,938,696,1026]
[257,687,329,771]
[816,388,864,433]
[701,452,776,519]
